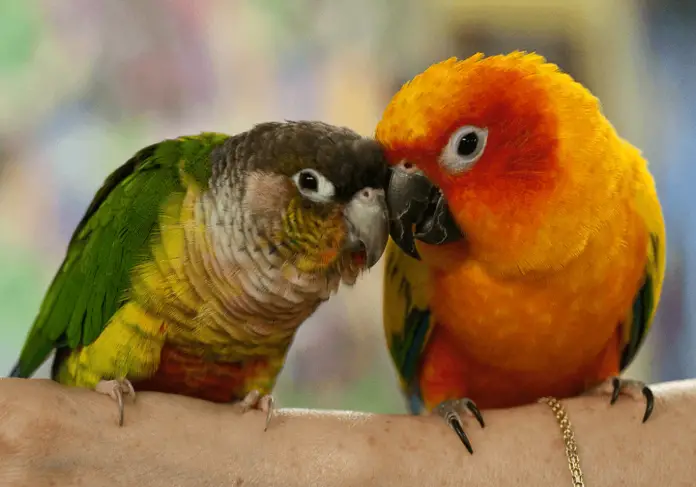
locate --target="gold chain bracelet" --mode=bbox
[539,396,585,487]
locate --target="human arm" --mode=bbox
[0,378,694,487]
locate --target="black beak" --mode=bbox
[385,167,464,260]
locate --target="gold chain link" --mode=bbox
[539,396,585,487]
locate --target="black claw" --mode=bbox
[641,386,654,423]
[448,417,474,454]
[610,376,621,405]
[607,377,654,423]
[466,401,486,429]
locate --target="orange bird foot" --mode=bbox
[94,378,136,427]
[434,398,486,454]
[234,390,275,432]
[586,376,654,423]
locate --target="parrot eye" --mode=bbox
[292,169,335,203]
[440,125,488,174]
[299,171,318,191]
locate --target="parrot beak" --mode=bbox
[385,166,464,260]
[342,187,389,268]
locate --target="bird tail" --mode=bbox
[8,362,23,378]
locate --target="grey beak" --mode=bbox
[385,167,463,260]
[343,188,389,267]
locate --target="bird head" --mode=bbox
[378,52,625,274]
[216,121,390,283]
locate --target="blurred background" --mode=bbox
[1,0,694,414]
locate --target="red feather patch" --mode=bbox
[133,343,268,403]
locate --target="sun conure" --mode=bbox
[377,52,665,453]
[10,121,390,427]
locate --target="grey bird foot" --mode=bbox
[586,376,654,423]
[95,378,136,427]
[434,398,485,454]
[235,390,275,431]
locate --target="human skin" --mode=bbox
[0,378,694,487]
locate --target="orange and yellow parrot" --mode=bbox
[377,52,665,453]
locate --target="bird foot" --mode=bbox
[585,376,654,423]
[235,390,275,432]
[433,397,485,454]
[94,378,136,427]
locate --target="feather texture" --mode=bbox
[13,134,226,378]
[383,239,434,414]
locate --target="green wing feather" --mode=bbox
[11,132,228,378]
[382,239,435,414]
[619,174,666,371]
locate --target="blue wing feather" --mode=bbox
[382,240,435,415]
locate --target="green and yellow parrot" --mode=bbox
[10,121,389,427]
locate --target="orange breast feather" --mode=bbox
[417,202,648,410]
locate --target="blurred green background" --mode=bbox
[1,0,694,413]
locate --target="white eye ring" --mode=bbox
[439,125,488,174]
[292,169,335,203]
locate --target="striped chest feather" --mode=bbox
[131,187,345,361]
